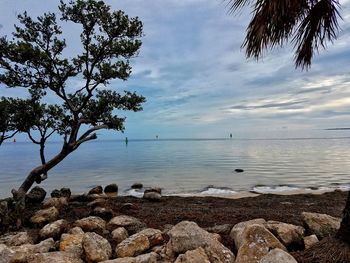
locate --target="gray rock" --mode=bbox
[75,216,106,235]
[258,248,298,263]
[235,224,286,263]
[301,212,341,238]
[30,206,59,225]
[82,232,112,262]
[166,221,235,263]
[143,192,161,201]
[111,227,129,245]
[27,251,84,263]
[69,227,85,235]
[115,233,150,258]
[40,219,68,240]
[230,218,266,249]
[107,215,146,234]
[266,221,305,247]
[26,186,46,204]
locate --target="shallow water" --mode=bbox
[1,137,350,198]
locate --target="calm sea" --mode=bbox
[1,137,350,198]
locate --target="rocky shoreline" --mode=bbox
[0,185,347,263]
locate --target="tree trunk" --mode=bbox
[11,143,73,227]
[336,191,350,243]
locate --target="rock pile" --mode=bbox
[0,186,343,263]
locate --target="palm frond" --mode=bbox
[294,0,341,69]
[226,0,252,13]
[243,0,309,59]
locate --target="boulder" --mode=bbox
[91,207,113,220]
[10,238,55,262]
[111,227,129,245]
[30,206,59,225]
[174,247,210,263]
[42,197,68,209]
[75,216,106,235]
[205,224,233,235]
[115,233,150,258]
[51,188,71,198]
[143,191,161,201]
[88,186,103,195]
[230,218,266,249]
[26,186,46,204]
[137,228,164,247]
[100,258,136,263]
[27,251,84,263]
[82,232,112,262]
[69,227,85,235]
[87,198,106,208]
[266,221,305,247]
[144,187,162,194]
[40,219,68,240]
[60,233,84,257]
[0,231,34,246]
[104,184,118,197]
[131,183,143,189]
[303,234,319,249]
[301,212,341,238]
[258,248,298,263]
[135,252,160,263]
[0,244,15,263]
[166,221,235,263]
[107,215,146,234]
[235,224,286,263]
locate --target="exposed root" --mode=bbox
[293,237,350,263]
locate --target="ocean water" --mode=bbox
[1,137,350,198]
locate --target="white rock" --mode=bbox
[303,234,319,249]
[40,219,68,239]
[10,238,55,263]
[0,244,15,263]
[235,224,286,263]
[230,218,266,249]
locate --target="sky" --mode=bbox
[1,0,350,140]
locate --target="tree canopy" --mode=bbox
[0,0,145,199]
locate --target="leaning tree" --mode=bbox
[0,0,145,208]
[228,0,350,261]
